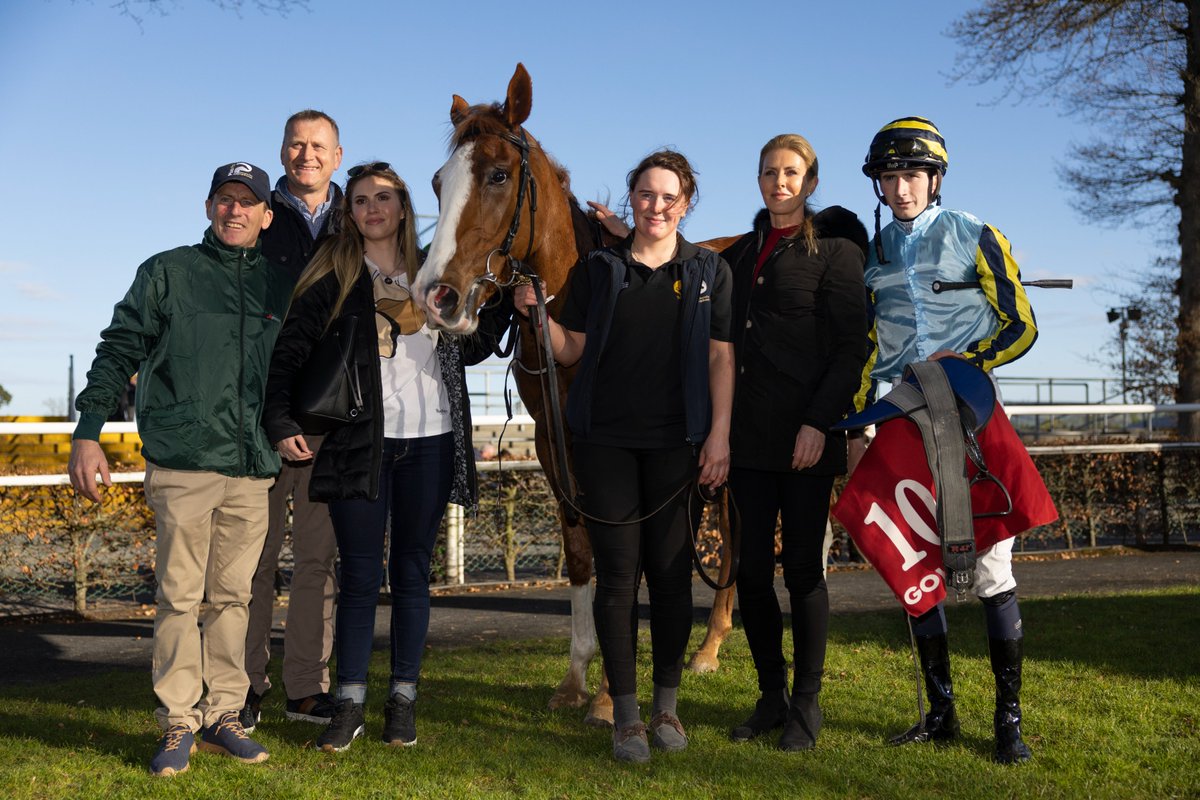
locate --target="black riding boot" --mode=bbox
[889,633,960,745]
[990,637,1032,764]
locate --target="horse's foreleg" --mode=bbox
[688,494,737,673]
[688,586,735,674]
[549,582,595,710]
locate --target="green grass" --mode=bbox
[2,587,1198,799]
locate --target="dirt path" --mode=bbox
[1,547,1195,686]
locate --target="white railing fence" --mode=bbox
[3,405,1199,610]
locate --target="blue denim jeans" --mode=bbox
[328,433,453,688]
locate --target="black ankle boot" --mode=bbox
[889,633,960,745]
[990,637,1032,764]
[730,691,789,742]
[777,693,822,752]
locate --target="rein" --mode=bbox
[457,127,577,526]
[472,127,739,589]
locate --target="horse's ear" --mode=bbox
[503,63,532,127]
[450,95,470,125]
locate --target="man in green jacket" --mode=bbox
[68,162,293,777]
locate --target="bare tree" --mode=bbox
[948,1,1200,435]
[106,0,307,27]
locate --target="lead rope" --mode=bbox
[521,282,739,587]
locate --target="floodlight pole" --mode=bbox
[1107,306,1143,404]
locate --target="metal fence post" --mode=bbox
[445,503,465,585]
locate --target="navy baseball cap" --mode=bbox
[208,162,272,206]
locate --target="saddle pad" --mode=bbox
[832,403,1058,616]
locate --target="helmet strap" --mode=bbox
[869,179,890,264]
[873,201,889,265]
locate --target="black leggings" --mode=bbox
[729,467,835,696]
[572,442,698,698]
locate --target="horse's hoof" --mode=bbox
[687,653,720,674]
[583,711,614,729]
[584,692,613,728]
[548,688,589,710]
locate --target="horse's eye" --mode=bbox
[490,170,508,185]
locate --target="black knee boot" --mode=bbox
[990,637,1032,764]
[889,633,960,745]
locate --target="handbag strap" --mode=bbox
[337,314,364,416]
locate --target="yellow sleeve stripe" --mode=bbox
[969,225,1038,371]
[853,291,879,412]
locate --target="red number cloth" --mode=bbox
[832,403,1058,616]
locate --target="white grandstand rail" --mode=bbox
[9,406,1200,489]
[0,422,138,434]
[1004,403,1200,416]
[0,419,536,434]
[0,472,145,487]
[0,460,540,488]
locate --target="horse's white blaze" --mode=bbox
[415,142,475,297]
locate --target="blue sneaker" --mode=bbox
[198,711,269,763]
[149,724,195,777]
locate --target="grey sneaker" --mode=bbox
[649,711,688,752]
[612,721,650,763]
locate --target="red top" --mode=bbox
[752,225,799,285]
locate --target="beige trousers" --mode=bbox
[244,438,337,700]
[144,461,272,731]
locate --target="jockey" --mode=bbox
[854,116,1037,764]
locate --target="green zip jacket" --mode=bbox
[74,227,292,478]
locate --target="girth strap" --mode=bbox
[884,362,977,597]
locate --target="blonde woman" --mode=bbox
[722,134,869,751]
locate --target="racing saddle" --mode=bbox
[835,358,1012,597]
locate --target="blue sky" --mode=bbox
[0,0,1153,414]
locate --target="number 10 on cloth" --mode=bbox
[832,405,1057,616]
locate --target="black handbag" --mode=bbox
[291,313,365,434]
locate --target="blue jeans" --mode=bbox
[329,433,453,688]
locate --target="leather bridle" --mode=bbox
[475,128,539,291]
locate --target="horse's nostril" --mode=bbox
[431,284,460,316]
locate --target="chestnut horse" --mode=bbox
[413,64,735,726]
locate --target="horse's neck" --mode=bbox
[528,189,584,296]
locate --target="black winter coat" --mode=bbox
[727,207,869,474]
[260,186,344,281]
[262,265,512,505]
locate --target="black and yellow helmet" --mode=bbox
[862,117,948,178]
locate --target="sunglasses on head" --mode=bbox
[347,162,392,178]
